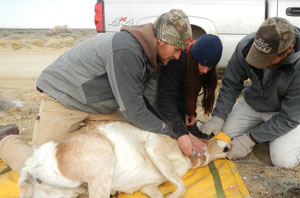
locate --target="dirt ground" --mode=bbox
[0,28,299,198]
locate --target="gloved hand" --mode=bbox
[227,134,255,160]
[199,116,224,136]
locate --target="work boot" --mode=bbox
[0,124,19,141]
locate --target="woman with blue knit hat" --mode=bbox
[158,34,223,156]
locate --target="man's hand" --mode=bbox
[189,133,206,155]
[177,133,206,157]
[199,116,224,135]
[177,135,194,156]
[227,134,255,160]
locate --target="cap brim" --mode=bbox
[246,43,277,69]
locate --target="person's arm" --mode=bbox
[213,42,249,120]
[157,59,189,138]
[106,49,171,135]
[158,58,207,156]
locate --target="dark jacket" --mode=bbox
[213,26,300,143]
[158,51,190,138]
[36,24,171,135]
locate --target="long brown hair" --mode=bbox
[184,52,218,116]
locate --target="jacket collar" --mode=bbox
[121,24,157,68]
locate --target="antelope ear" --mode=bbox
[18,168,33,198]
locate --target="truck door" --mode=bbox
[274,0,300,27]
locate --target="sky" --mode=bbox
[0,0,96,28]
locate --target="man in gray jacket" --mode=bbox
[0,9,204,174]
[200,17,300,168]
[32,9,192,145]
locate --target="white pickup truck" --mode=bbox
[94,0,300,70]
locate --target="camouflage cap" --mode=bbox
[153,9,192,48]
[246,17,296,69]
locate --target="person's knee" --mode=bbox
[270,152,299,169]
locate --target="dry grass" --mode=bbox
[10,41,24,50]
[45,38,59,48]
[0,40,7,47]
[29,39,44,47]
[0,28,97,50]
[62,37,77,47]
[45,37,79,49]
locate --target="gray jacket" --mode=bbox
[213,26,300,143]
[37,24,171,136]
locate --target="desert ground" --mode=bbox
[0,27,299,198]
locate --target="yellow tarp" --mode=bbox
[0,159,250,198]
[0,163,19,198]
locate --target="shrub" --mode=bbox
[0,40,7,47]
[51,25,71,34]
[10,41,24,50]
[30,39,44,47]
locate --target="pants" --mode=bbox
[0,93,125,174]
[222,97,300,169]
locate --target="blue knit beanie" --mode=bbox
[190,34,223,68]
